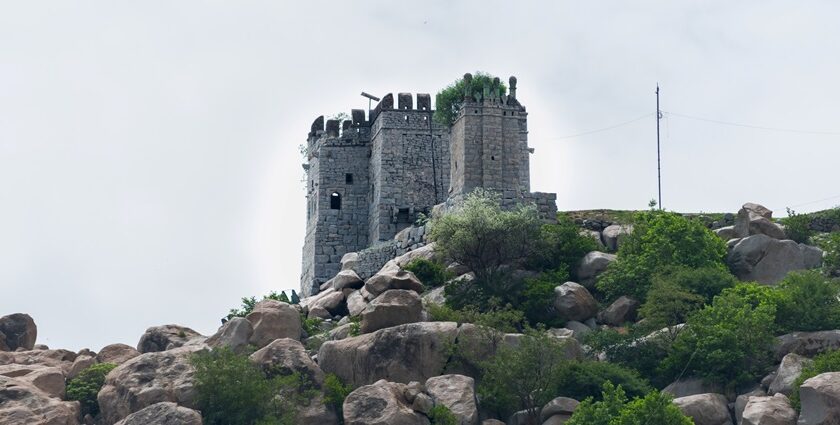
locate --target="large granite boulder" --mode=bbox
[425,374,479,425]
[577,251,616,287]
[249,338,324,386]
[206,317,253,353]
[421,286,446,307]
[340,252,360,272]
[297,393,341,425]
[326,269,364,290]
[360,290,423,334]
[0,364,66,399]
[0,349,78,376]
[343,379,429,425]
[319,322,458,387]
[598,296,639,326]
[305,288,346,318]
[365,268,424,297]
[96,343,141,365]
[602,224,632,252]
[797,372,840,425]
[775,330,840,360]
[346,290,368,317]
[113,401,202,425]
[663,378,725,399]
[393,243,437,268]
[768,353,812,396]
[137,325,203,354]
[673,393,733,425]
[246,300,302,348]
[716,226,739,241]
[0,375,80,425]
[728,234,823,285]
[540,396,579,424]
[67,355,96,380]
[553,282,598,322]
[0,313,37,351]
[735,388,767,424]
[97,346,199,424]
[741,394,796,425]
[734,203,786,240]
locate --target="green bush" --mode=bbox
[596,211,727,301]
[226,291,288,321]
[818,232,840,277]
[428,405,459,425]
[65,363,117,417]
[301,314,324,337]
[782,208,813,244]
[323,373,353,420]
[638,278,705,330]
[583,327,673,388]
[529,216,599,274]
[433,72,506,126]
[656,266,739,303]
[775,271,840,333]
[431,190,542,309]
[191,347,311,425]
[426,303,525,333]
[518,267,569,327]
[661,283,778,390]
[404,258,453,288]
[566,383,692,425]
[790,349,840,410]
[554,360,651,402]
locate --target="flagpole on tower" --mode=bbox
[656,84,662,210]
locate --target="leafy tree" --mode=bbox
[790,349,840,410]
[818,232,840,277]
[431,189,542,309]
[661,283,778,390]
[65,363,117,417]
[566,383,691,425]
[404,258,453,288]
[782,208,814,244]
[191,347,311,425]
[597,210,728,301]
[775,271,840,332]
[433,72,506,126]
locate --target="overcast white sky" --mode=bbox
[2,1,840,351]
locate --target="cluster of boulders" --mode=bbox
[720,203,823,284]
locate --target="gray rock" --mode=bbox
[716,226,739,241]
[425,374,479,425]
[365,268,424,297]
[563,321,592,339]
[735,387,766,424]
[113,401,202,425]
[0,313,37,351]
[602,224,632,252]
[136,325,203,354]
[728,235,822,285]
[411,392,434,415]
[340,252,359,272]
[96,343,141,365]
[246,299,302,348]
[360,289,423,334]
[297,393,341,425]
[507,408,539,425]
[67,355,97,381]
[540,396,579,423]
[346,290,368,317]
[392,243,437,268]
[735,203,774,238]
[0,364,66,399]
[576,251,616,287]
[249,338,325,386]
[482,420,505,425]
[741,394,796,425]
[319,322,459,387]
[775,330,840,360]
[306,288,346,316]
[768,353,812,396]
[663,378,725,398]
[553,282,598,322]
[421,286,447,307]
[673,393,733,425]
[0,349,78,376]
[97,346,200,424]
[327,269,365,290]
[598,296,639,326]
[342,379,430,425]
[206,317,253,353]
[797,372,840,425]
[0,375,80,425]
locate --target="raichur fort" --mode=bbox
[300,74,557,296]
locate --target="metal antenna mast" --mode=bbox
[656,84,662,210]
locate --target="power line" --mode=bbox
[554,113,654,139]
[666,111,840,136]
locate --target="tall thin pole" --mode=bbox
[656,84,662,210]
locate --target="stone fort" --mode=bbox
[300,74,557,296]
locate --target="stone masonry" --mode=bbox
[300,74,557,296]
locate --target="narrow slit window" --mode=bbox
[330,192,341,210]
[345,173,353,184]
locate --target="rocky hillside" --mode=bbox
[2,200,840,425]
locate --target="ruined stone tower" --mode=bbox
[300,74,556,296]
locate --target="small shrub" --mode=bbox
[583,327,672,388]
[518,267,569,327]
[65,363,117,417]
[818,232,840,277]
[638,278,705,330]
[566,382,692,425]
[529,216,599,274]
[783,208,813,244]
[404,258,453,288]
[790,349,840,410]
[323,373,353,419]
[433,72,506,126]
[301,314,324,337]
[348,315,361,337]
[661,283,778,390]
[226,291,286,321]
[656,266,739,303]
[775,271,840,333]
[596,211,727,301]
[554,360,651,402]
[428,405,458,425]
[191,347,310,425]
[426,303,525,333]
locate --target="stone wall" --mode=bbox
[350,223,430,280]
